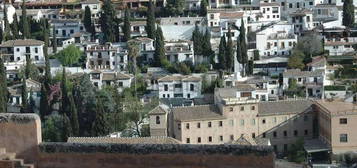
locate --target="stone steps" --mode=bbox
[0,148,34,168]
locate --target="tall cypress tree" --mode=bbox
[39,84,50,119]
[22,0,30,39]
[25,55,31,79]
[218,36,226,70]
[154,25,166,66]
[11,13,20,39]
[343,0,355,27]
[225,27,234,73]
[52,26,57,53]
[100,0,116,43]
[60,68,69,115]
[62,113,73,142]
[0,56,7,113]
[3,4,12,41]
[200,0,208,16]
[91,97,109,136]
[192,24,202,56]
[68,93,79,136]
[43,20,51,85]
[83,6,92,34]
[123,9,131,42]
[202,28,213,58]
[20,76,28,113]
[239,20,248,76]
[146,0,156,39]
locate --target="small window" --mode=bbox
[262,133,266,138]
[251,119,256,125]
[186,123,190,129]
[340,118,347,124]
[251,106,255,110]
[197,122,201,128]
[156,116,160,124]
[273,131,277,138]
[240,119,244,126]
[186,138,190,143]
[294,130,298,136]
[229,107,233,112]
[284,131,287,137]
[197,137,201,143]
[178,123,181,130]
[220,136,223,141]
[252,133,256,138]
[230,135,234,140]
[304,115,308,121]
[208,122,212,127]
[240,106,244,111]
[340,134,348,142]
[208,136,212,142]
[219,121,223,127]
[262,119,266,124]
[304,130,308,135]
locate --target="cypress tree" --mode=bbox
[69,93,79,136]
[154,25,166,66]
[0,56,7,113]
[60,68,69,115]
[62,114,73,142]
[3,5,12,41]
[239,20,248,76]
[200,0,208,16]
[22,0,31,39]
[146,0,156,39]
[20,76,28,113]
[192,24,202,56]
[100,0,116,43]
[91,97,109,136]
[343,0,355,27]
[52,26,57,53]
[39,84,50,119]
[43,20,51,85]
[202,28,213,58]
[123,9,131,42]
[0,28,3,43]
[25,55,31,79]
[225,27,234,73]
[83,6,92,34]
[11,13,20,39]
[218,36,226,70]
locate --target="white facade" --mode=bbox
[81,0,102,19]
[85,43,128,71]
[256,22,297,57]
[165,41,195,64]
[50,19,85,45]
[158,75,202,99]
[324,37,357,56]
[288,9,315,33]
[90,71,133,92]
[258,3,281,22]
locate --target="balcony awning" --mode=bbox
[304,139,331,153]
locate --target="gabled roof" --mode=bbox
[158,75,201,82]
[172,105,225,122]
[1,39,44,47]
[68,136,181,144]
[149,105,168,115]
[258,100,313,116]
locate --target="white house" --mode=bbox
[158,74,202,99]
[324,37,357,56]
[258,2,281,23]
[85,43,128,71]
[0,39,45,71]
[81,0,102,19]
[256,22,298,57]
[207,10,247,39]
[165,41,195,64]
[288,9,314,33]
[89,70,133,92]
[50,19,85,46]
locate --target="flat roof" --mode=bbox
[304,139,331,153]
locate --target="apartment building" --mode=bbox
[324,37,357,56]
[288,9,314,33]
[283,69,325,97]
[275,0,321,20]
[0,39,45,71]
[89,70,133,91]
[158,75,202,99]
[150,88,315,154]
[159,16,204,26]
[50,19,85,46]
[129,37,155,64]
[258,2,281,22]
[207,10,247,39]
[256,22,297,57]
[80,0,101,19]
[165,41,195,64]
[85,43,128,71]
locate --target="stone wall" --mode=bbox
[38,143,275,168]
[0,113,41,164]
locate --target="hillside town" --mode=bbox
[1,0,357,167]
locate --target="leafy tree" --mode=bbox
[123,9,131,42]
[91,96,110,136]
[154,26,166,66]
[218,36,226,70]
[128,40,140,74]
[343,0,355,27]
[0,56,7,113]
[100,0,117,43]
[19,57,40,81]
[0,27,3,43]
[288,138,305,163]
[11,13,20,39]
[83,6,93,34]
[52,26,57,54]
[62,113,73,142]
[42,114,64,142]
[55,44,83,66]
[288,49,305,70]
[200,0,208,16]
[146,0,156,39]
[165,0,185,16]
[226,27,234,73]
[21,0,31,39]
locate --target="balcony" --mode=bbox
[222,97,260,105]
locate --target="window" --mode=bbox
[178,123,181,130]
[262,133,266,138]
[186,123,190,129]
[118,82,123,87]
[289,3,292,8]
[262,119,266,124]
[294,130,298,136]
[35,47,38,53]
[340,118,347,124]
[197,122,201,128]
[251,106,255,110]
[208,136,212,142]
[284,144,288,152]
[190,84,194,91]
[174,84,182,88]
[220,136,223,141]
[252,133,255,138]
[340,134,348,142]
[229,107,233,112]
[219,121,223,127]
[251,119,256,125]
[273,117,277,123]
[273,131,277,138]
[208,122,212,127]
[197,137,201,143]
[35,56,39,61]
[284,131,287,137]
[304,130,308,135]
[304,115,308,121]
[186,138,190,143]
[164,84,168,91]
[240,119,244,126]
[156,116,160,124]
[230,135,234,140]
